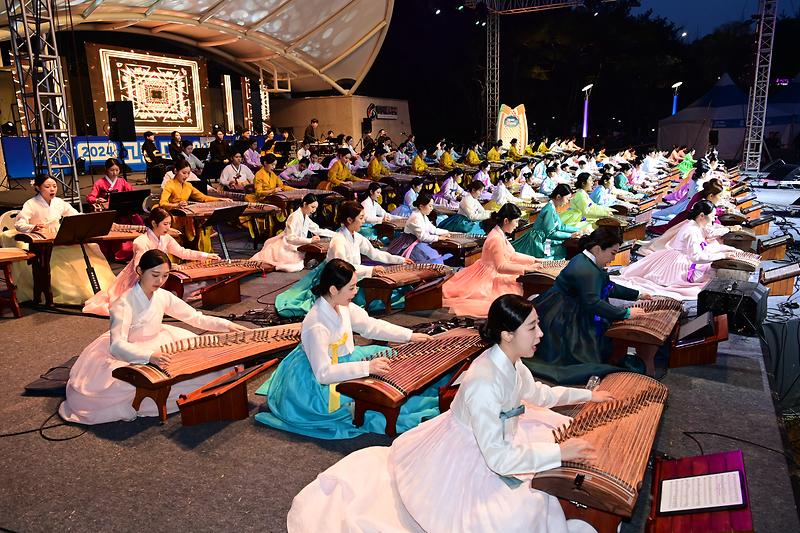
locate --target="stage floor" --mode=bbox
[0,190,799,532]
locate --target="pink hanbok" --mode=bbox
[86,176,144,262]
[442,226,538,317]
[60,285,235,425]
[618,220,736,300]
[82,229,210,316]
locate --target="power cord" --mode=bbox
[682,430,792,463]
[0,410,86,442]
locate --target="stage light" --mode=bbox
[582,83,594,92]
[671,81,683,115]
[671,81,683,89]
[458,5,464,10]
[594,12,599,16]
[481,21,486,26]
[681,31,688,38]
[435,9,441,15]
[581,84,594,147]
[475,20,480,25]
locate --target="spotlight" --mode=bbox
[681,31,688,37]
[458,4,464,10]
[582,83,594,92]
[671,81,683,89]
[475,20,480,25]
[481,21,486,26]
[594,12,599,16]
[435,8,441,15]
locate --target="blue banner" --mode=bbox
[1,134,265,179]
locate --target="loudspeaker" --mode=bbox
[697,279,768,335]
[107,101,136,142]
[760,319,800,411]
[766,162,800,182]
[361,118,372,135]
[708,129,719,146]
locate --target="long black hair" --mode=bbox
[311,259,356,297]
[481,202,523,233]
[481,294,535,344]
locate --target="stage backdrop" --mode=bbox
[85,43,212,136]
[496,104,528,149]
[269,96,411,148]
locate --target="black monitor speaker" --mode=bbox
[697,279,768,335]
[107,101,136,142]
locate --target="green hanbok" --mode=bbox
[512,201,579,259]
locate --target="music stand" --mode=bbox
[108,189,151,216]
[54,211,117,294]
[199,204,247,260]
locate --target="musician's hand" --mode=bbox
[178,200,189,207]
[32,224,45,232]
[560,438,597,464]
[168,228,182,237]
[222,198,235,203]
[590,390,615,403]
[369,357,391,375]
[206,253,221,260]
[725,251,739,259]
[629,307,646,319]
[383,215,392,222]
[410,332,432,343]
[372,266,385,275]
[227,323,250,332]
[149,351,172,368]
[402,258,414,265]
[638,292,653,301]
[311,235,321,242]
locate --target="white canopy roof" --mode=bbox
[0,0,395,94]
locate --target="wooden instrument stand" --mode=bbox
[669,314,728,368]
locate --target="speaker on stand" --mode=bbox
[107,101,136,179]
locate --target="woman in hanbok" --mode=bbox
[287,293,611,533]
[275,201,410,318]
[411,148,429,174]
[559,173,613,231]
[588,173,617,207]
[438,181,490,234]
[539,165,561,196]
[256,259,441,440]
[655,161,709,219]
[432,168,465,209]
[3,174,115,305]
[618,201,738,301]
[60,249,248,425]
[385,193,451,264]
[471,160,494,200]
[483,172,519,211]
[650,180,726,236]
[83,207,216,315]
[391,177,424,217]
[360,182,403,241]
[87,158,144,262]
[442,203,540,317]
[251,193,335,272]
[464,142,482,166]
[513,184,581,260]
[527,227,653,384]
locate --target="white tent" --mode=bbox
[0,0,395,95]
[657,73,748,160]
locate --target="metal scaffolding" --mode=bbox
[742,0,778,173]
[481,1,585,140]
[4,0,81,207]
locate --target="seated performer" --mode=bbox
[526,227,652,384]
[159,159,229,252]
[83,207,217,315]
[385,193,451,264]
[251,193,335,272]
[5,174,115,305]
[360,182,402,240]
[411,148,429,174]
[86,158,144,263]
[513,184,581,260]
[487,140,503,162]
[442,203,540,317]
[323,148,367,188]
[438,181,490,234]
[439,143,456,170]
[483,171,519,211]
[589,173,617,207]
[432,168,465,209]
[255,259,440,440]
[390,176,424,217]
[655,160,709,219]
[287,293,609,533]
[650,180,726,236]
[464,142,482,166]
[219,151,255,191]
[246,153,295,203]
[617,201,738,301]
[275,201,410,317]
[507,138,522,160]
[367,148,392,180]
[471,160,494,200]
[60,249,248,425]
[559,172,613,230]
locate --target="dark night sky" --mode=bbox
[632,0,798,38]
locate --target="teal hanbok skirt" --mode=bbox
[275,261,407,318]
[512,228,568,260]
[254,344,448,439]
[437,214,485,235]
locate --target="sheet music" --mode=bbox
[659,470,743,514]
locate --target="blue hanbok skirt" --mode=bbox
[391,204,412,217]
[254,344,449,439]
[275,261,407,318]
[385,233,450,264]
[437,214,484,235]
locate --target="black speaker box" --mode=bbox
[697,279,768,335]
[766,162,800,182]
[708,129,719,146]
[107,101,136,142]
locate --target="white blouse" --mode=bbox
[283,208,336,247]
[403,209,447,243]
[451,344,592,476]
[301,297,412,385]
[219,163,255,188]
[490,183,518,206]
[361,197,398,225]
[327,226,405,279]
[15,195,78,234]
[109,284,234,363]
[134,229,210,263]
[458,194,490,221]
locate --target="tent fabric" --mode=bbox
[0,0,395,95]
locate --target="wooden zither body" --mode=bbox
[517,260,569,297]
[171,200,279,218]
[530,372,669,533]
[711,251,761,281]
[605,298,683,346]
[358,263,453,313]
[163,259,274,307]
[337,328,488,436]
[112,324,301,422]
[430,232,485,267]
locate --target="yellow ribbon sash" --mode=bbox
[328,332,349,413]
